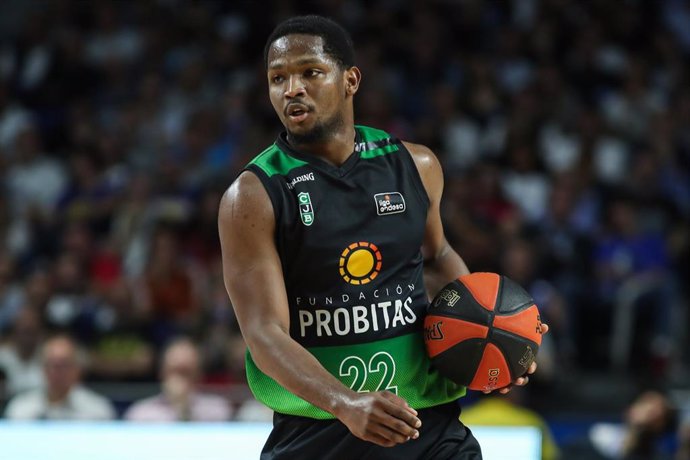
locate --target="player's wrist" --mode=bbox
[329,388,359,419]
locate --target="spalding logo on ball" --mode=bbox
[423,272,543,392]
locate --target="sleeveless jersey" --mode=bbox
[243,125,465,419]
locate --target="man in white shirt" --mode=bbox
[0,307,43,398]
[3,334,115,420]
[124,337,231,422]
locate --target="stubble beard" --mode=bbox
[286,111,345,146]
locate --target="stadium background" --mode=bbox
[0,0,688,457]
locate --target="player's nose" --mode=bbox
[284,75,306,98]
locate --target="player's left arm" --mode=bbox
[403,141,469,297]
[404,141,548,393]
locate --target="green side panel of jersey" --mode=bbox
[245,332,466,419]
[355,125,400,159]
[249,144,308,177]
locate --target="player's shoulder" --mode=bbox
[401,141,443,179]
[221,141,278,204]
[402,141,436,163]
[220,169,269,216]
[245,141,307,178]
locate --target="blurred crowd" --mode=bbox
[0,0,688,441]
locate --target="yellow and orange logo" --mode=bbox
[339,242,382,285]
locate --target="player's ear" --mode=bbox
[344,66,361,96]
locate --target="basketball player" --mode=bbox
[219,15,548,459]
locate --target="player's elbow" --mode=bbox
[242,322,289,370]
[423,242,452,270]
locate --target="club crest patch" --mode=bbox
[298,192,314,226]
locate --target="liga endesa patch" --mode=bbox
[374,192,406,216]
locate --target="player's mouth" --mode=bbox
[286,103,311,123]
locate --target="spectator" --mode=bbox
[136,225,202,347]
[678,420,690,460]
[234,398,273,423]
[3,334,115,420]
[594,194,677,375]
[501,143,552,223]
[0,81,31,152]
[0,307,44,398]
[3,124,67,221]
[580,390,678,459]
[124,337,231,422]
[461,389,561,460]
[43,250,96,337]
[83,278,155,382]
[0,251,25,332]
[500,237,568,377]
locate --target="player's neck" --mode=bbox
[288,124,356,167]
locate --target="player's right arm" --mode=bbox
[218,171,421,447]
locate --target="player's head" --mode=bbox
[264,15,355,71]
[264,15,361,144]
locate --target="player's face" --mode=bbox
[266,34,349,143]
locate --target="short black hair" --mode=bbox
[264,15,355,70]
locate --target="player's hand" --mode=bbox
[336,391,421,447]
[483,323,550,395]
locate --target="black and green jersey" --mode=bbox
[243,125,465,419]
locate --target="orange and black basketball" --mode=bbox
[424,272,543,392]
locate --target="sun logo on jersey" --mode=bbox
[339,242,382,285]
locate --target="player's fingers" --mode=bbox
[381,391,418,416]
[540,323,550,335]
[377,408,420,438]
[514,375,529,386]
[364,431,397,448]
[483,385,510,394]
[404,402,418,416]
[527,360,538,374]
[379,394,421,430]
[383,413,421,439]
[373,422,415,445]
[383,402,421,433]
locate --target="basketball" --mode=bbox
[424,272,543,392]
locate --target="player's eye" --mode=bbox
[271,75,285,84]
[305,69,322,78]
